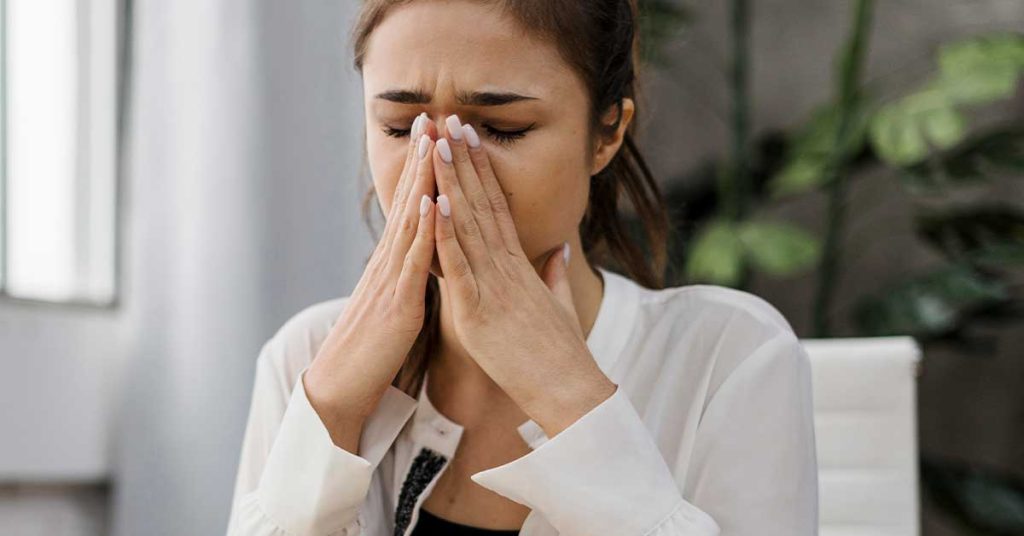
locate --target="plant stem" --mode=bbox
[813,0,875,337]
[728,0,752,289]
[729,0,750,221]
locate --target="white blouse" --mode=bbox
[226,266,819,535]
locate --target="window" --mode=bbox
[0,0,122,306]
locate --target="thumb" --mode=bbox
[542,241,581,334]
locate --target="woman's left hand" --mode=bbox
[427,117,617,437]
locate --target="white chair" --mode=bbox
[801,336,922,536]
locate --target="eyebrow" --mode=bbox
[374,89,539,106]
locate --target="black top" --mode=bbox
[410,507,521,535]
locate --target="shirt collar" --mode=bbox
[407,265,640,455]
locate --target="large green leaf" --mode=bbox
[870,34,1024,167]
[737,221,821,275]
[769,100,872,197]
[870,86,965,166]
[684,219,820,285]
[685,220,744,286]
[937,33,1024,105]
[853,264,1010,338]
[922,456,1024,535]
[917,204,1024,268]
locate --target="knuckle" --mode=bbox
[471,194,491,215]
[417,219,434,240]
[398,304,426,329]
[438,219,456,240]
[393,175,408,200]
[489,193,511,215]
[367,249,386,274]
[373,292,394,318]
[403,253,424,274]
[451,258,472,278]
[496,259,519,282]
[437,168,455,188]
[415,159,431,179]
[505,245,526,260]
[459,219,479,238]
[469,151,488,168]
[399,214,416,237]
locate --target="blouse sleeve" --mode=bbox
[225,340,419,536]
[470,331,818,536]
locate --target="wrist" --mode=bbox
[303,364,377,423]
[532,372,616,438]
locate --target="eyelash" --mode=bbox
[382,123,534,147]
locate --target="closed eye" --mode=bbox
[381,123,535,147]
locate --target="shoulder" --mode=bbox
[627,280,806,400]
[637,282,796,338]
[255,296,353,390]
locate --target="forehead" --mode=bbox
[361,0,582,102]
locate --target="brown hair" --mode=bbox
[350,0,670,398]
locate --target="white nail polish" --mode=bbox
[437,194,451,217]
[562,242,571,265]
[463,124,480,148]
[411,115,424,139]
[418,134,430,159]
[420,194,431,216]
[437,138,453,163]
[446,115,463,141]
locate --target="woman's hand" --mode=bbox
[304,113,439,448]
[430,115,617,438]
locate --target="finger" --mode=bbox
[380,113,429,247]
[443,115,504,250]
[394,193,436,309]
[388,133,437,276]
[434,193,479,305]
[461,124,525,257]
[542,241,582,336]
[434,137,493,274]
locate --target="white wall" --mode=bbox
[109,1,371,535]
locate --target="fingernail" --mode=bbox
[446,115,463,141]
[463,124,480,148]
[437,138,453,163]
[562,242,571,265]
[418,134,430,159]
[437,194,451,217]
[411,115,424,139]
[420,194,431,217]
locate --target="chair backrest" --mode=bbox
[800,336,922,536]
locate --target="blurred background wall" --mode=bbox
[0,1,1020,535]
[110,1,370,535]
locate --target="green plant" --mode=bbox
[632,1,1024,531]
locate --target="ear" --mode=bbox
[589,97,635,176]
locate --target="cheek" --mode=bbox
[490,142,591,259]
[368,138,408,215]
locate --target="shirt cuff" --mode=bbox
[470,384,719,535]
[257,368,418,534]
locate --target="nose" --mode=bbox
[419,114,440,140]
[420,113,463,140]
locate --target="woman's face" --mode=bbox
[361,0,625,270]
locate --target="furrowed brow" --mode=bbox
[374,88,538,106]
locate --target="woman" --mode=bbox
[226,0,818,535]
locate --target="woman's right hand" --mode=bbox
[304,113,438,449]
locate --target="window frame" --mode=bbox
[0,0,131,310]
